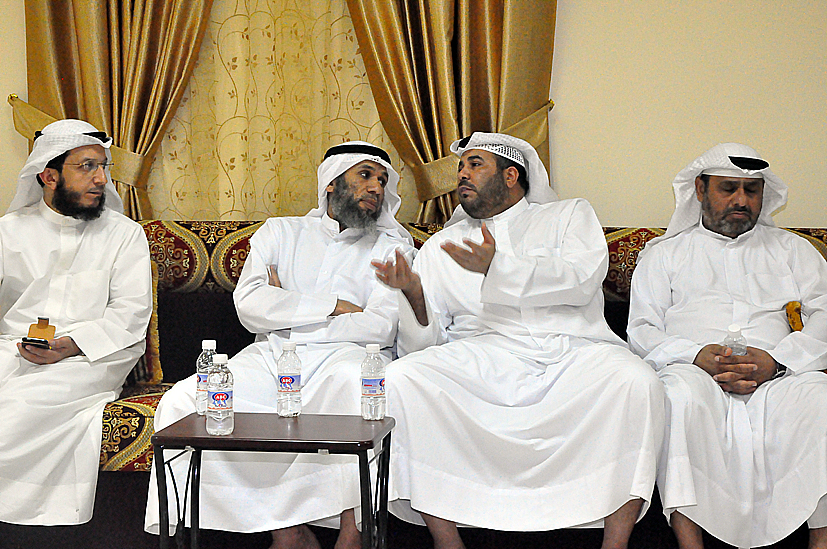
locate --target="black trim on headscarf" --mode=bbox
[323,143,391,164]
[34,130,112,145]
[729,156,769,171]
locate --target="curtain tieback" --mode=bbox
[411,100,554,202]
[8,94,147,190]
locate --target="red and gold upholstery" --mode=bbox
[101,222,827,472]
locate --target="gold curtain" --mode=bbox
[146,0,418,222]
[346,0,557,225]
[24,0,213,220]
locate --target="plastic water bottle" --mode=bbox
[277,342,302,417]
[206,354,234,435]
[195,339,217,415]
[723,324,747,356]
[361,344,386,420]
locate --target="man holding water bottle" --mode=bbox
[627,143,827,549]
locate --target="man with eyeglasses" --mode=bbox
[0,119,152,527]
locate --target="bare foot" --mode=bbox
[335,508,362,549]
[422,513,466,549]
[270,524,322,549]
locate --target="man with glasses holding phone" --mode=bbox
[0,119,152,527]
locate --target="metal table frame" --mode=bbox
[152,413,394,549]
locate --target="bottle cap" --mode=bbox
[366,344,380,353]
[727,324,741,334]
[283,341,297,351]
[212,353,228,364]
[202,339,217,350]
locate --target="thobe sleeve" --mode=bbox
[289,245,417,348]
[234,222,338,333]
[627,245,703,371]
[67,226,153,362]
[480,200,608,308]
[396,243,451,357]
[767,240,827,374]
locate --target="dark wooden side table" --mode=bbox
[152,413,395,549]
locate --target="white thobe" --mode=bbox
[628,222,827,548]
[145,213,413,534]
[0,201,152,525]
[387,198,665,530]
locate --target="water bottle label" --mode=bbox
[278,374,301,393]
[207,390,233,411]
[197,373,208,390]
[362,377,385,396]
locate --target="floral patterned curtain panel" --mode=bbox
[147,0,418,221]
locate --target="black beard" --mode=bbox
[701,195,757,238]
[458,170,507,219]
[52,174,106,221]
[328,178,380,230]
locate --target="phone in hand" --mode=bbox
[21,337,51,350]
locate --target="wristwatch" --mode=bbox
[773,360,788,379]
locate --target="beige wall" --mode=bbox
[0,0,27,212]
[2,1,825,227]
[550,0,827,227]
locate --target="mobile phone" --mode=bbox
[21,337,51,350]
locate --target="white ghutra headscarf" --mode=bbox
[445,132,558,227]
[309,141,412,245]
[7,119,123,215]
[641,142,788,256]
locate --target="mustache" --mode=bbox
[725,205,752,215]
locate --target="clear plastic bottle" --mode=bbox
[361,344,386,420]
[277,342,302,417]
[195,339,217,415]
[206,354,234,435]
[723,324,747,356]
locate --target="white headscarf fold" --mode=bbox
[642,142,788,255]
[309,141,412,245]
[446,132,558,227]
[7,119,123,215]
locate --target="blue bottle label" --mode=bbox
[197,373,208,388]
[279,375,301,393]
[361,377,385,396]
[207,390,233,411]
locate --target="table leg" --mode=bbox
[155,444,170,549]
[376,432,391,549]
[190,450,202,549]
[358,450,374,549]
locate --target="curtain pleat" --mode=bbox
[346,0,556,225]
[24,0,213,220]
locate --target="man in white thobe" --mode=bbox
[373,132,665,549]
[627,143,827,549]
[145,142,414,549]
[0,119,152,526]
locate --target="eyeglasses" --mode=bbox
[63,160,115,174]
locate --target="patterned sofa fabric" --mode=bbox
[99,222,827,472]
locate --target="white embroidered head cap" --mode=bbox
[662,142,786,240]
[7,119,123,215]
[310,141,412,245]
[445,132,557,227]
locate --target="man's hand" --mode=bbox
[372,249,428,326]
[332,299,363,316]
[440,222,496,275]
[694,344,777,394]
[18,336,82,365]
[267,265,281,287]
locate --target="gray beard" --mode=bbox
[328,180,380,230]
[701,195,757,238]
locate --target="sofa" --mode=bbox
[6,221,825,549]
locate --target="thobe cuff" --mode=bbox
[296,293,339,321]
[768,333,827,375]
[68,322,122,362]
[396,291,438,356]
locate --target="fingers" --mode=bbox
[716,362,758,374]
[267,265,281,287]
[481,222,495,245]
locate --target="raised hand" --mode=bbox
[440,222,495,275]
